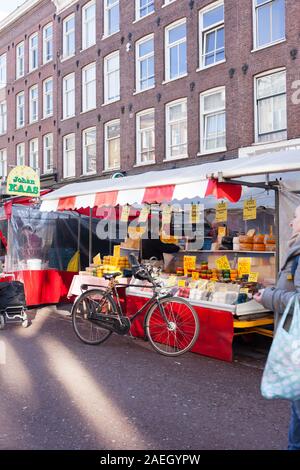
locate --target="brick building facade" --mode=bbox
[0,0,300,194]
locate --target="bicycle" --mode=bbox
[71,254,200,356]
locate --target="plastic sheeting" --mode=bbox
[278,186,300,268]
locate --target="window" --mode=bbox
[82,1,96,50]
[83,127,96,174]
[63,133,76,178]
[254,0,285,49]
[104,0,119,37]
[136,109,155,165]
[0,149,7,179]
[200,87,226,153]
[166,98,187,160]
[0,53,6,89]
[136,34,154,92]
[63,14,75,59]
[29,85,38,123]
[199,2,225,69]
[255,69,287,143]
[63,73,75,119]
[29,138,39,170]
[136,0,154,20]
[43,77,53,118]
[82,63,96,112]
[43,23,53,63]
[165,19,187,81]
[43,133,53,174]
[105,120,120,170]
[0,101,7,135]
[104,51,120,103]
[16,143,25,166]
[29,33,38,71]
[16,92,25,129]
[16,42,25,79]
[164,0,176,5]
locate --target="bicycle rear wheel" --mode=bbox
[72,289,116,345]
[145,297,200,356]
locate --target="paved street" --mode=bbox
[0,306,290,450]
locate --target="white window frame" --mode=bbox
[82,62,96,112]
[16,142,25,166]
[165,98,188,161]
[0,101,7,135]
[63,133,76,178]
[254,67,287,144]
[165,18,187,83]
[135,34,155,93]
[200,86,226,155]
[104,0,120,38]
[43,133,53,174]
[82,127,96,175]
[43,77,53,118]
[16,42,25,79]
[104,119,120,171]
[63,73,75,119]
[29,33,38,72]
[0,148,7,179]
[29,84,38,124]
[135,0,155,21]
[63,14,75,59]
[0,53,7,89]
[82,1,96,50]
[136,108,155,166]
[163,0,177,6]
[199,1,225,70]
[104,51,120,104]
[16,91,25,129]
[29,138,39,170]
[43,22,53,64]
[253,0,286,51]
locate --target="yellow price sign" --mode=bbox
[190,204,201,224]
[113,245,121,258]
[215,201,228,222]
[215,256,231,270]
[240,288,249,294]
[121,205,130,222]
[243,199,257,221]
[183,256,196,276]
[178,280,186,287]
[139,206,149,223]
[238,257,252,277]
[192,271,200,280]
[218,226,227,238]
[248,272,259,283]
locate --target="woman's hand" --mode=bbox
[254,289,265,304]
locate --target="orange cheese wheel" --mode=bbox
[239,243,253,251]
[253,243,265,251]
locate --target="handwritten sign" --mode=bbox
[243,199,257,221]
[183,256,196,276]
[218,226,227,238]
[238,257,252,277]
[178,280,186,287]
[192,271,200,280]
[190,204,201,224]
[113,245,121,258]
[215,256,231,270]
[215,201,228,222]
[248,272,259,283]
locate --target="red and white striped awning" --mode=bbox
[40,165,242,212]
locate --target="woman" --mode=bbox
[254,205,300,450]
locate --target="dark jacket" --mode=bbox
[141,238,180,260]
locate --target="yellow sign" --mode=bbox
[93,253,101,266]
[162,205,172,225]
[248,272,259,283]
[215,256,231,270]
[192,271,200,280]
[178,280,186,287]
[243,199,257,221]
[238,258,252,277]
[183,256,196,276]
[139,206,149,223]
[218,226,227,238]
[215,201,227,222]
[190,204,201,224]
[240,288,249,294]
[121,205,130,222]
[6,165,40,197]
[113,245,121,258]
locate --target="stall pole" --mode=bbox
[77,214,81,271]
[89,207,92,265]
[274,187,280,277]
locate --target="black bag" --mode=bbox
[0,281,26,310]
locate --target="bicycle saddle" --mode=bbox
[103,272,122,280]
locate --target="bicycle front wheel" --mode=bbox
[145,297,200,356]
[72,289,116,345]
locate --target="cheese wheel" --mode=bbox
[239,236,254,244]
[265,243,276,251]
[253,243,265,251]
[239,243,253,251]
[253,235,265,244]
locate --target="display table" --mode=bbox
[68,275,274,362]
[5,270,78,306]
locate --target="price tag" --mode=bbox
[162,205,172,225]
[113,245,121,258]
[192,271,199,280]
[178,280,186,287]
[139,206,149,223]
[218,226,227,238]
[183,256,196,276]
[243,199,257,221]
[190,204,201,224]
[248,272,259,283]
[215,201,227,222]
[238,258,252,277]
[240,288,249,294]
[215,256,231,270]
[121,205,130,222]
